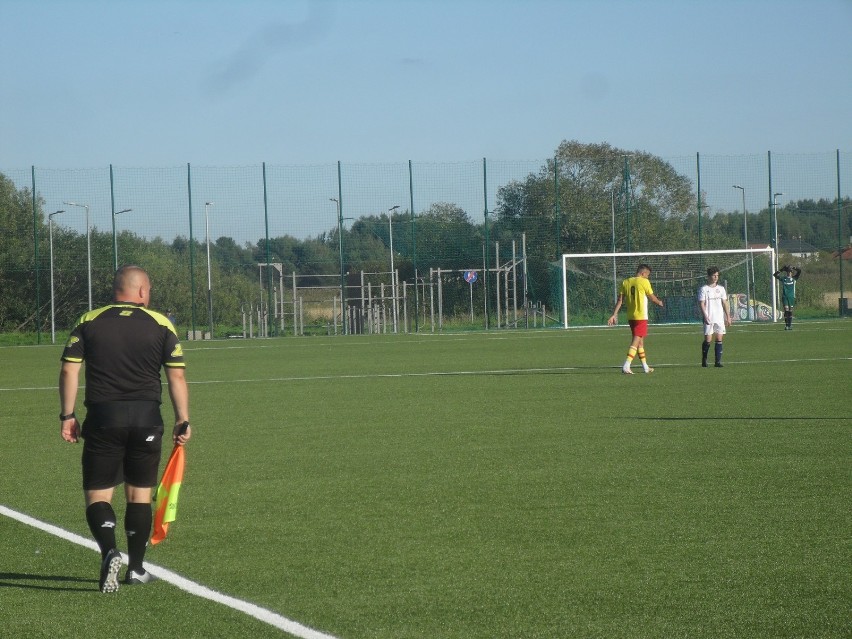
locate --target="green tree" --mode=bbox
[495,140,695,256]
[413,203,482,271]
[492,141,699,305]
[0,174,43,331]
[346,214,404,274]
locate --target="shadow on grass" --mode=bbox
[0,572,93,592]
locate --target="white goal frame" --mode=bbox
[561,248,778,328]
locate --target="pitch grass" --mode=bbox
[1,321,849,638]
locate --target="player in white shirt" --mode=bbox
[697,266,732,368]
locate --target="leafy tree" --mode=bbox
[0,175,41,330]
[495,140,695,256]
[412,203,482,271]
[492,141,699,305]
[346,214,404,274]
[779,198,852,250]
[215,236,255,273]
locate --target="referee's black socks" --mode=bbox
[86,501,117,558]
[125,502,153,572]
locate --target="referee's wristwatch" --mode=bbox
[59,412,76,421]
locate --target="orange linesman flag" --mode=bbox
[151,444,186,545]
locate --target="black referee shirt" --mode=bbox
[61,303,185,406]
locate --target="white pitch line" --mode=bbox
[187,366,585,386]
[0,505,339,639]
[157,356,852,386]
[0,357,850,393]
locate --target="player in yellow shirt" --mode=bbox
[607,264,665,374]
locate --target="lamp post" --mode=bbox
[772,193,784,316]
[63,201,92,310]
[388,205,400,332]
[48,210,65,343]
[773,192,783,252]
[111,208,132,269]
[204,202,214,339]
[610,190,618,304]
[330,198,346,333]
[733,185,752,319]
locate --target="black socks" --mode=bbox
[86,501,117,558]
[125,502,153,572]
[87,501,152,571]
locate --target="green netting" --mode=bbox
[1,150,850,341]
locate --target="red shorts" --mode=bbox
[629,320,648,338]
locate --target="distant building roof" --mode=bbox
[832,246,852,260]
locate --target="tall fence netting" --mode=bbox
[1,151,850,341]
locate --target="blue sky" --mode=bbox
[2,0,850,168]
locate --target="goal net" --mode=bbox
[560,248,778,328]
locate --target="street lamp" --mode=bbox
[112,208,132,269]
[48,210,65,343]
[772,192,784,318]
[733,185,752,319]
[204,202,214,339]
[388,205,400,332]
[773,192,784,252]
[63,201,92,310]
[330,198,348,333]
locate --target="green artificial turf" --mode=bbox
[1,320,849,638]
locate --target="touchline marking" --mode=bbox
[187,366,584,385]
[0,505,339,639]
[0,356,849,393]
[177,356,851,385]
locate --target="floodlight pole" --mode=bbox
[389,205,400,332]
[205,202,214,339]
[610,190,618,304]
[773,193,783,253]
[63,201,92,310]
[49,210,65,343]
[772,192,784,313]
[733,185,752,319]
[330,197,346,334]
[111,208,132,269]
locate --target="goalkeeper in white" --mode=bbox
[697,266,732,368]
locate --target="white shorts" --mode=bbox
[704,321,726,336]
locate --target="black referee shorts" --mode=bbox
[81,401,164,490]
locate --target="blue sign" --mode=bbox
[464,270,478,283]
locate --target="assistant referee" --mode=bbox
[59,265,191,593]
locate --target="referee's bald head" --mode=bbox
[114,266,151,306]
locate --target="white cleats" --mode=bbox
[99,549,122,593]
[124,569,157,585]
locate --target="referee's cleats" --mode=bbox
[124,569,157,585]
[99,548,122,593]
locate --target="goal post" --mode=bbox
[561,248,778,328]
